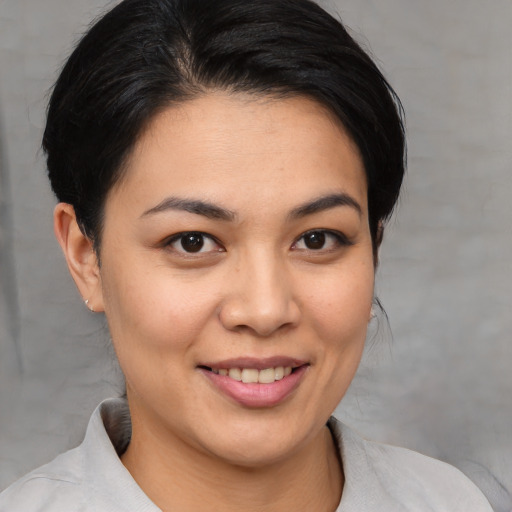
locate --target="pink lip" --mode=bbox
[199,364,309,408]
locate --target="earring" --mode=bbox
[369,305,376,320]
[84,299,95,313]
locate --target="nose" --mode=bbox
[219,253,301,337]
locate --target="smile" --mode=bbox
[209,366,293,384]
[199,359,309,408]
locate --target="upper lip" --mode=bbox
[198,356,308,371]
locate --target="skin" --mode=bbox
[55,92,376,512]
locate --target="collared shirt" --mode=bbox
[0,398,493,511]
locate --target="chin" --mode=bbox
[210,436,302,468]
[195,412,317,468]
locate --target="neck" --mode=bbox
[121,409,343,512]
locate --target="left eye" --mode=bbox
[167,232,223,254]
[293,230,348,251]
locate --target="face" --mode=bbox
[97,93,375,466]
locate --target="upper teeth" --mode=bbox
[212,366,293,383]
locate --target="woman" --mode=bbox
[0,0,493,510]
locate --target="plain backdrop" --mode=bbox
[1,1,511,510]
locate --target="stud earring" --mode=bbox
[84,299,95,313]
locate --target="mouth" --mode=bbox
[197,359,309,408]
[198,365,296,384]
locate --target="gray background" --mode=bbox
[0,0,511,510]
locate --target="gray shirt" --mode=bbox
[0,398,493,511]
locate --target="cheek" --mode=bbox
[100,265,224,406]
[304,262,374,342]
[100,259,221,356]
[293,259,374,419]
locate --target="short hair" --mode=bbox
[43,0,406,252]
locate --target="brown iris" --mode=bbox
[181,233,204,252]
[303,231,326,250]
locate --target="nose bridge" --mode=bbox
[220,245,300,336]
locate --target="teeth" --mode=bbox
[215,366,294,384]
[258,368,276,384]
[228,368,242,381]
[241,369,259,383]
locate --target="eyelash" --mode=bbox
[163,229,352,256]
[292,229,353,252]
[164,232,224,255]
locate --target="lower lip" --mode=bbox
[200,366,308,408]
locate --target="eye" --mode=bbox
[166,232,223,254]
[292,230,350,251]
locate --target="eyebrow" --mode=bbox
[288,193,362,219]
[141,197,237,221]
[142,192,361,222]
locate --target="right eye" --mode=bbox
[165,232,224,254]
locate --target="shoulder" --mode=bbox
[363,438,492,510]
[0,398,155,512]
[0,448,85,512]
[331,419,493,512]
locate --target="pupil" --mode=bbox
[305,232,325,250]
[181,234,204,253]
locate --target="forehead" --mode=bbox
[112,92,367,216]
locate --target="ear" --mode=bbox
[53,203,104,313]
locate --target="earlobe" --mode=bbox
[53,203,104,312]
